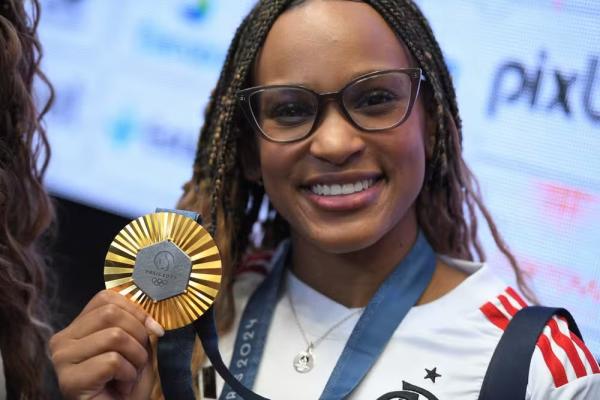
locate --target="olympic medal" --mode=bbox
[103,211,222,330]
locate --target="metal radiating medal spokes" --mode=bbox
[103,212,222,330]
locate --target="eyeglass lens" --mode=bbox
[248,71,413,141]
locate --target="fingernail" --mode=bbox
[145,316,165,337]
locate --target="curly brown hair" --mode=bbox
[175,0,535,395]
[0,0,55,398]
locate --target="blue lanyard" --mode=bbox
[221,232,436,400]
[220,242,290,399]
[155,209,268,400]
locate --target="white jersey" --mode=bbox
[203,249,600,399]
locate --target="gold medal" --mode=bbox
[103,211,221,330]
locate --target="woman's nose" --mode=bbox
[308,104,366,166]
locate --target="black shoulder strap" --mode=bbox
[478,306,582,400]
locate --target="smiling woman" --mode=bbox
[49,0,600,399]
[252,4,428,265]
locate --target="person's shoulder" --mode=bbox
[526,314,600,399]
[235,249,274,280]
[478,283,531,330]
[463,270,600,398]
[231,248,274,300]
[440,256,529,332]
[231,240,289,299]
[427,255,524,327]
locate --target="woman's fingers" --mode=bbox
[69,289,164,338]
[58,351,138,399]
[50,289,163,398]
[65,303,150,347]
[78,290,147,325]
[52,327,149,371]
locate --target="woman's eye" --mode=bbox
[353,90,399,111]
[268,103,314,125]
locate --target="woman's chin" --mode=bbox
[301,229,385,255]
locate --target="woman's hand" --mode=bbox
[50,290,165,399]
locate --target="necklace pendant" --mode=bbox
[293,346,315,373]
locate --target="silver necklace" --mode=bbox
[287,290,363,373]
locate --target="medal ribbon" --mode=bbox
[221,231,436,400]
[219,243,289,399]
[154,209,268,400]
[319,233,435,399]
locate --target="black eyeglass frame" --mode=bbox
[236,68,425,143]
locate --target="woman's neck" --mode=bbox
[289,222,419,308]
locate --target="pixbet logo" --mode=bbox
[488,51,599,124]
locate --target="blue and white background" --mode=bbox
[38,0,600,357]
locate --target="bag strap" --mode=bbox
[478,306,582,400]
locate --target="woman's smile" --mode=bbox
[254,0,427,253]
[300,173,385,212]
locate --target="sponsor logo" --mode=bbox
[136,22,225,67]
[132,1,226,67]
[181,0,211,23]
[539,182,596,225]
[108,111,196,158]
[41,0,86,29]
[488,51,599,124]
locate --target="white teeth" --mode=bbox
[342,184,354,194]
[310,179,376,196]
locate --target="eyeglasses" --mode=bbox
[236,68,424,143]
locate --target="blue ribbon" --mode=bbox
[320,233,436,399]
[221,232,436,399]
[156,209,269,400]
[220,242,289,399]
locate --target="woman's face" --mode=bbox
[254,0,428,254]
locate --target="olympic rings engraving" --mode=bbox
[152,277,168,287]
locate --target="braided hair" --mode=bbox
[0,0,55,398]
[177,0,534,390]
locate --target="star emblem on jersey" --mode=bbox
[424,367,441,383]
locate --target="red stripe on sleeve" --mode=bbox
[506,287,528,308]
[480,302,510,331]
[498,294,520,317]
[569,329,600,374]
[547,318,587,378]
[536,333,569,387]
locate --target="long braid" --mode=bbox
[363,0,535,301]
[177,4,297,396]
[177,1,535,396]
